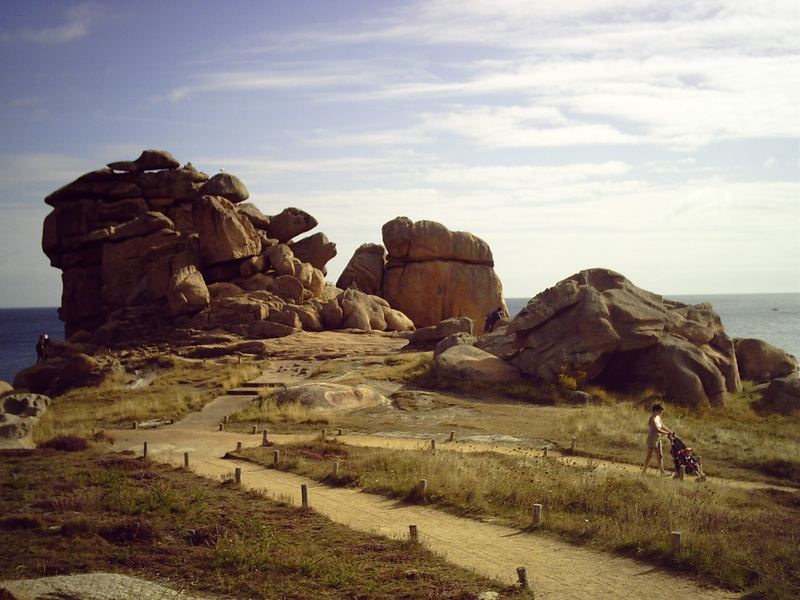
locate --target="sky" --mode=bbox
[0,0,798,308]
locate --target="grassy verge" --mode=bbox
[33,359,263,443]
[0,444,509,600]
[238,439,800,599]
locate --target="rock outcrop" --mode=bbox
[434,345,521,383]
[0,393,50,447]
[477,269,741,408]
[275,383,389,410]
[759,375,800,414]
[734,338,797,383]
[337,243,386,295]
[41,150,415,348]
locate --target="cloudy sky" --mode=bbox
[0,0,798,308]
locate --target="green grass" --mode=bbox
[0,445,508,600]
[238,439,800,599]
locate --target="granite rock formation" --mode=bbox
[760,375,800,414]
[734,338,798,383]
[0,393,50,446]
[477,269,742,408]
[41,150,414,349]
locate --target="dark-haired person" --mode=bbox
[641,403,673,475]
[35,333,49,364]
[483,306,503,333]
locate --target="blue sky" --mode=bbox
[0,0,798,308]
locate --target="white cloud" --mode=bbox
[0,153,92,190]
[0,3,100,44]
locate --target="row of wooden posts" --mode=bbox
[141,429,686,594]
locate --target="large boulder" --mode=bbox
[336,243,386,295]
[734,338,797,383]
[483,269,740,408]
[13,354,106,396]
[192,195,261,265]
[275,383,389,410]
[759,375,800,414]
[166,265,210,316]
[0,393,50,447]
[269,207,318,243]
[410,317,473,345]
[290,232,337,272]
[107,149,180,172]
[381,217,506,328]
[339,289,387,331]
[434,345,521,383]
[198,172,249,204]
[0,381,12,396]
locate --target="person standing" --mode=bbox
[642,403,673,475]
[35,334,49,364]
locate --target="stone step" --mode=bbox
[240,381,287,389]
[225,388,260,396]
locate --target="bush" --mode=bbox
[40,435,89,452]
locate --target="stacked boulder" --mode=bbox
[338,217,506,329]
[42,150,413,347]
[477,268,742,408]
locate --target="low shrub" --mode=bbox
[40,435,89,452]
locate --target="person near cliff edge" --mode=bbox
[642,403,673,475]
[484,306,504,333]
[35,334,49,364]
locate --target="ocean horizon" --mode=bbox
[1,293,798,384]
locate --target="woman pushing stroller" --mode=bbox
[641,403,707,480]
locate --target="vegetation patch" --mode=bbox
[240,439,800,599]
[0,447,505,599]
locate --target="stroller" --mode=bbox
[669,433,707,481]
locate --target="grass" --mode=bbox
[227,391,332,432]
[0,445,510,600]
[309,351,434,386]
[32,359,263,443]
[239,439,800,599]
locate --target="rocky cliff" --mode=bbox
[42,150,414,347]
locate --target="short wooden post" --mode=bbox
[671,531,682,553]
[169,418,175,425]
[321,428,326,439]
[143,442,148,458]
[262,429,269,445]
[236,441,242,452]
[301,484,309,509]
[132,421,137,430]
[218,423,224,431]
[409,524,418,542]
[448,431,455,442]
[234,467,241,486]
[251,425,257,435]
[223,415,228,424]
[430,439,436,451]
[532,503,543,527]
[273,449,280,466]
[679,465,685,481]
[418,479,428,502]
[570,437,576,453]
[183,452,189,468]
[337,428,343,436]
[543,446,549,458]
[333,461,340,477]
[516,566,530,590]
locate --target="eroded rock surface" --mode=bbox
[734,338,797,383]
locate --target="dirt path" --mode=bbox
[113,396,738,600]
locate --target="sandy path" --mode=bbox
[113,399,737,600]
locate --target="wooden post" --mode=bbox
[321,428,326,439]
[409,524,418,542]
[169,418,175,425]
[679,465,685,481]
[183,452,189,468]
[430,439,436,451]
[273,450,280,466]
[333,461,340,477]
[223,415,228,424]
[143,442,148,458]
[448,431,455,442]
[262,429,269,446]
[234,467,241,486]
[301,484,309,509]
[337,428,343,436]
[532,503,543,527]
[543,446,549,458]
[236,441,242,452]
[251,425,257,435]
[671,531,682,553]
[570,437,576,453]
[516,566,530,591]
[418,479,428,502]
[218,423,224,431]
[132,421,137,430]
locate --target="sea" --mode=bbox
[1,294,798,383]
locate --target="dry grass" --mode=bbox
[310,351,434,386]
[33,360,263,443]
[0,446,506,599]
[228,393,332,431]
[241,439,800,599]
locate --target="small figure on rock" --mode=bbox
[642,403,673,476]
[35,334,49,364]
[483,306,504,333]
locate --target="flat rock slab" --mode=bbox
[0,572,215,600]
